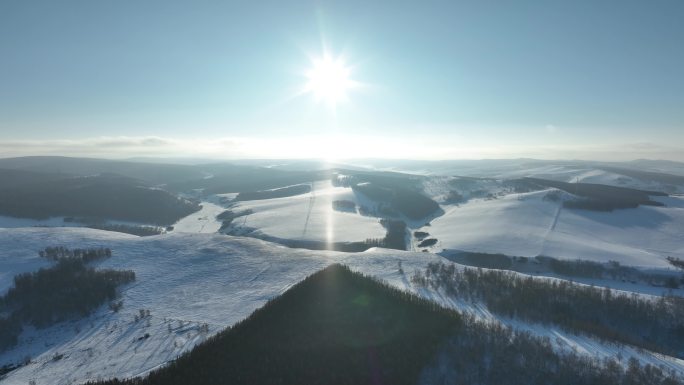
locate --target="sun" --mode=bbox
[304,54,355,107]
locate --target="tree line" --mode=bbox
[411,262,684,358]
[39,246,112,262]
[90,264,683,385]
[0,248,135,352]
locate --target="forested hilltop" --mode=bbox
[0,171,199,225]
[90,265,683,385]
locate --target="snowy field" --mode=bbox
[227,180,386,243]
[425,190,684,268]
[169,201,225,234]
[0,227,683,384]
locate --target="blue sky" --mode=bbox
[1,0,682,160]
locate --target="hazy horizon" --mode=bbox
[2,1,683,161]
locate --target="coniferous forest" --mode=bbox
[90,264,683,385]
[0,247,135,352]
[411,262,684,358]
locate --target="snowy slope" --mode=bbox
[0,228,337,384]
[1,227,683,384]
[426,190,684,268]
[227,180,386,243]
[0,228,435,385]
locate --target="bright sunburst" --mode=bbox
[304,54,355,107]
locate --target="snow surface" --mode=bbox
[426,190,684,268]
[1,227,683,384]
[227,180,386,243]
[168,201,225,234]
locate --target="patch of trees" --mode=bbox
[282,240,372,252]
[337,170,425,191]
[460,252,513,269]
[167,166,331,195]
[0,316,21,352]
[541,256,682,288]
[0,249,134,352]
[0,157,206,186]
[421,314,684,385]
[391,189,441,220]
[543,190,563,202]
[444,190,465,204]
[4,259,135,327]
[216,209,253,231]
[352,182,440,220]
[39,246,112,262]
[234,184,311,201]
[446,252,683,288]
[668,257,684,270]
[86,224,164,236]
[377,203,401,217]
[414,231,429,239]
[503,178,546,194]
[364,219,407,250]
[411,262,684,358]
[525,177,666,211]
[90,264,461,385]
[332,200,356,212]
[541,256,609,278]
[0,174,200,225]
[417,238,438,248]
[91,264,684,385]
[448,176,489,190]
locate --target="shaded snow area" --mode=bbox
[1,227,683,384]
[426,190,684,268]
[227,180,386,243]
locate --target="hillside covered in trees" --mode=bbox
[91,265,682,385]
[0,172,199,225]
[411,262,684,358]
[524,177,667,211]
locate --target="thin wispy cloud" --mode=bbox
[1,136,682,162]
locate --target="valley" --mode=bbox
[1,157,684,384]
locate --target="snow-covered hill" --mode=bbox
[424,190,684,267]
[1,227,683,384]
